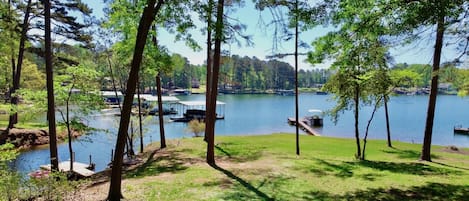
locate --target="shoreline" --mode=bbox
[0,128,82,150]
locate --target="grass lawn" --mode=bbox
[80,134,468,200]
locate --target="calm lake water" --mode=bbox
[13,93,469,174]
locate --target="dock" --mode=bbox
[40,161,95,177]
[288,117,321,136]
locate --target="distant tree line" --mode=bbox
[155,54,333,92]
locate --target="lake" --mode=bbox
[13,93,469,174]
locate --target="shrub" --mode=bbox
[186,119,205,137]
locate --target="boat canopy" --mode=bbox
[101,91,123,97]
[308,109,323,113]
[179,101,225,106]
[135,94,180,103]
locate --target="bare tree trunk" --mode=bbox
[421,14,444,162]
[137,78,144,153]
[107,1,163,200]
[361,97,381,160]
[65,83,75,172]
[151,28,167,149]
[156,74,166,148]
[384,95,392,148]
[206,0,224,165]
[44,0,59,171]
[204,0,213,143]
[354,84,361,159]
[8,0,32,129]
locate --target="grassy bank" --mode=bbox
[79,134,469,200]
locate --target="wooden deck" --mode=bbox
[40,161,95,177]
[288,117,321,136]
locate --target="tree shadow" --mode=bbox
[347,160,461,175]
[215,143,263,162]
[300,182,469,201]
[210,163,274,201]
[382,148,439,160]
[124,149,190,178]
[310,158,356,178]
[432,161,469,171]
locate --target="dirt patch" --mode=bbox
[0,128,82,150]
[440,146,469,155]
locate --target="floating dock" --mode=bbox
[40,161,95,177]
[288,117,321,136]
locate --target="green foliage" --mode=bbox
[0,143,20,200]
[1,144,86,200]
[390,68,422,88]
[20,59,46,90]
[309,0,390,123]
[186,119,205,137]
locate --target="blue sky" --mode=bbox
[84,0,459,69]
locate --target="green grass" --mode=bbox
[111,134,469,201]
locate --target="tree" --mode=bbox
[7,0,32,130]
[54,64,102,172]
[43,0,59,171]
[7,0,93,129]
[393,0,468,161]
[206,0,225,165]
[107,0,164,199]
[255,0,319,155]
[308,0,391,160]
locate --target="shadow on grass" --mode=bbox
[382,148,439,160]
[309,158,356,178]
[302,157,458,181]
[215,143,263,162]
[125,149,190,178]
[347,160,461,175]
[210,163,274,201]
[302,183,469,201]
[432,161,469,171]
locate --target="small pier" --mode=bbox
[288,117,321,136]
[40,161,95,177]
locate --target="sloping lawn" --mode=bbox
[81,134,469,201]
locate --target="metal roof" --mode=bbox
[135,94,180,102]
[101,91,123,97]
[179,101,226,106]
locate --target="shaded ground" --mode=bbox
[71,135,469,201]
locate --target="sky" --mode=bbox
[83,0,461,70]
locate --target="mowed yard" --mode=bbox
[78,134,469,201]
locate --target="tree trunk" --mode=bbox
[156,74,166,148]
[294,0,300,156]
[151,29,166,149]
[44,0,59,171]
[8,0,33,129]
[354,83,361,159]
[107,1,163,200]
[107,51,122,112]
[204,0,213,143]
[361,97,381,160]
[137,78,144,153]
[421,14,445,162]
[66,102,73,172]
[206,0,224,165]
[384,95,392,147]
